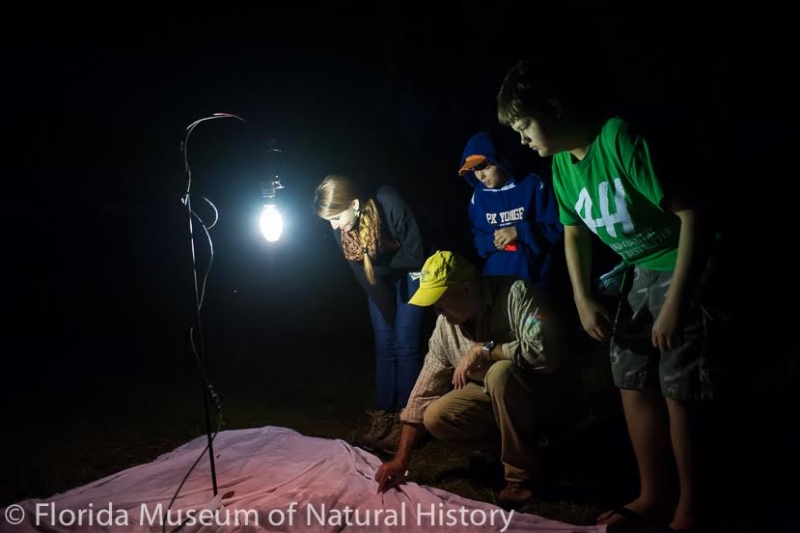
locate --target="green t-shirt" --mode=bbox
[552,117,679,271]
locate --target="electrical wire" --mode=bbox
[161,113,245,532]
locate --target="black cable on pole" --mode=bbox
[176,113,244,501]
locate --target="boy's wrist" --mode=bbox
[574,292,593,305]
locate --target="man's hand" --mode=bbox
[375,457,409,494]
[374,423,425,493]
[576,298,613,341]
[494,226,518,250]
[452,343,486,389]
[652,299,682,351]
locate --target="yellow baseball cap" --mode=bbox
[409,251,478,307]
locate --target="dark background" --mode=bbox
[3,0,797,516]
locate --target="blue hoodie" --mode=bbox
[460,132,563,288]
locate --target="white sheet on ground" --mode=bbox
[1,426,605,532]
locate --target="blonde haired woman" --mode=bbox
[315,175,430,449]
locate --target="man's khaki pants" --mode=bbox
[422,360,568,483]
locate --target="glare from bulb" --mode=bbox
[260,203,283,242]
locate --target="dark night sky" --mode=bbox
[4,3,796,383]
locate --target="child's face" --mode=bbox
[473,163,507,189]
[510,116,553,157]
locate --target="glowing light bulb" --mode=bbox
[259,204,283,242]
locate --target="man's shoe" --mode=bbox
[376,420,402,454]
[498,481,533,504]
[361,410,396,445]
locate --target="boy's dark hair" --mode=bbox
[497,59,605,126]
[497,60,556,126]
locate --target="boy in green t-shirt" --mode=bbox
[496,60,717,531]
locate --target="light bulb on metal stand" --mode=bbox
[260,201,283,242]
[259,142,285,242]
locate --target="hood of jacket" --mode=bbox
[459,131,516,190]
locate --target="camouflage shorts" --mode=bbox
[609,265,718,400]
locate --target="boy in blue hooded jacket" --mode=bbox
[459,131,563,292]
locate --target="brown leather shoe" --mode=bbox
[498,481,533,504]
[376,420,402,454]
[361,410,396,445]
